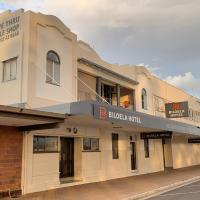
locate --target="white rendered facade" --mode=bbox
[1,10,200,194]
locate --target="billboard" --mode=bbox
[165,101,189,118]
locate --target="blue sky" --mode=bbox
[1,0,200,97]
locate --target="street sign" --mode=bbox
[165,101,189,118]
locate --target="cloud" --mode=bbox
[0,0,200,85]
[165,72,200,97]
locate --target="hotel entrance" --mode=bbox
[60,137,74,180]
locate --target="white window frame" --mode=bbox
[46,51,60,86]
[2,57,17,82]
[141,88,148,110]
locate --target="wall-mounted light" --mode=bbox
[66,128,72,132]
[73,128,78,134]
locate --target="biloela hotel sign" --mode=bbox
[95,105,142,124]
[0,16,20,42]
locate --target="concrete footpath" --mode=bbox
[5,166,200,200]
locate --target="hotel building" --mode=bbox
[1,9,200,196]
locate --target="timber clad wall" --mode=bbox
[0,126,22,197]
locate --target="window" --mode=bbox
[112,133,119,159]
[141,88,147,110]
[101,83,117,105]
[33,136,58,153]
[144,139,150,158]
[3,57,17,82]
[83,138,100,151]
[46,51,60,85]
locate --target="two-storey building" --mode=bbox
[1,9,200,195]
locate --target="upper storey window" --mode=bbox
[46,51,60,86]
[3,57,17,82]
[141,88,147,110]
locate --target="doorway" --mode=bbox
[130,142,137,170]
[60,137,74,179]
[162,139,173,168]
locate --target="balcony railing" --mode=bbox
[78,90,134,111]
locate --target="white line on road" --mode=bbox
[160,190,200,197]
[185,184,200,187]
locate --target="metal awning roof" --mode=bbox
[0,105,65,129]
[39,101,200,137]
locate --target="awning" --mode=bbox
[0,105,65,130]
[39,101,200,136]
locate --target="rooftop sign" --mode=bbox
[165,101,189,118]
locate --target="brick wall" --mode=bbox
[0,126,23,197]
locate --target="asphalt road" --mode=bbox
[147,180,200,200]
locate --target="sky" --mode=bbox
[0,0,200,98]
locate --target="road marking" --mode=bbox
[185,184,200,187]
[160,190,200,197]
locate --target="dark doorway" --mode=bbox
[162,139,166,168]
[162,138,173,169]
[101,83,117,105]
[130,142,137,170]
[60,137,74,178]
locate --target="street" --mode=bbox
[147,180,200,200]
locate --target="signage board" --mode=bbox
[141,131,172,140]
[165,101,189,118]
[188,138,200,143]
[93,105,142,125]
[0,15,21,43]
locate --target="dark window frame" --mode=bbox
[112,133,119,159]
[83,137,100,152]
[144,139,150,158]
[142,88,147,110]
[33,136,59,153]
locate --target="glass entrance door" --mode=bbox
[130,142,137,170]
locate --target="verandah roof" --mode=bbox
[38,101,200,137]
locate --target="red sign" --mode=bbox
[172,103,182,111]
[165,101,189,118]
[99,106,107,120]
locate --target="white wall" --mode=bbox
[172,136,200,169]
[100,130,130,180]
[0,10,25,106]
[23,134,60,194]
[23,123,166,194]
[26,12,78,108]
[137,139,164,174]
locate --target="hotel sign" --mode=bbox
[0,15,20,43]
[188,138,200,144]
[165,102,189,118]
[93,105,142,125]
[141,132,172,140]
